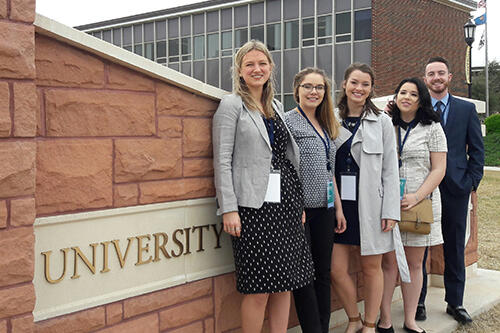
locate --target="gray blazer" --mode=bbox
[212,94,300,215]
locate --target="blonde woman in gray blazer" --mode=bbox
[212,40,314,333]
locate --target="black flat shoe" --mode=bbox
[446,304,473,324]
[376,320,394,333]
[403,324,426,333]
[415,303,426,321]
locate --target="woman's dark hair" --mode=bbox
[337,63,380,120]
[389,77,440,126]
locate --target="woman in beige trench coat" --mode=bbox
[330,63,409,333]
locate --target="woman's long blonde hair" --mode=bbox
[293,67,340,139]
[233,40,276,119]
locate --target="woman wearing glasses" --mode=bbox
[285,67,347,333]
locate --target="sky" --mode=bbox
[36,0,499,67]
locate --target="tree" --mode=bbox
[472,60,500,115]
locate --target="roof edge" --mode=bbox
[432,0,477,12]
[34,14,226,102]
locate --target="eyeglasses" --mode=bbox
[299,84,325,92]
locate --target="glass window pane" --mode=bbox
[301,47,314,69]
[354,0,371,9]
[317,45,332,76]
[193,61,205,82]
[182,37,191,55]
[181,16,191,36]
[123,26,132,44]
[355,10,371,40]
[336,35,351,42]
[251,26,264,43]
[222,31,232,50]
[169,63,179,71]
[266,23,281,51]
[336,13,351,35]
[181,62,191,76]
[103,30,111,42]
[283,50,299,93]
[221,57,232,91]
[156,41,166,58]
[283,0,299,20]
[285,20,299,49]
[235,28,248,48]
[266,0,281,23]
[124,45,132,52]
[92,31,102,39]
[234,5,248,28]
[317,0,333,15]
[221,8,232,30]
[354,40,371,65]
[303,40,315,47]
[144,22,154,42]
[207,11,219,32]
[335,0,351,12]
[250,2,264,25]
[302,18,314,40]
[156,21,166,40]
[318,15,332,37]
[169,38,179,57]
[134,24,142,43]
[112,28,121,46]
[134,44,142,56]
[335,43,351,87]
[284,94,296,112]
[207,59,219,87]
[207,33,219,58]
[301,0,314,17]
[194,35,205,60]
[193,14,205,35]
[168,18,179,38]
[145,43,154,60]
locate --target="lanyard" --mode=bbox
[342,117,361,171]
[397,120,416,168]
[297,105,332,171]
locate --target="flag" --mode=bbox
[474,13,486,25]
[478,30,485,50]
[477,0,486,9]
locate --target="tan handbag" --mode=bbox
[399,198,433,235]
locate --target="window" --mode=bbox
[144,22,154,42]
[207,11,219,32]
[234,5,248,28]
[193,14,205,34]
[169,38,179,62]
[251,26,264,43]
[266,23,281,51]
[221,8,232,30]
[181,16,191,36]
[207,33,219,58]
[112,28,121,46]
[181,37,191,61]
[156,21,166,40]
[156,40,166,59]
[336,12,351,43]
[145,43,154,60]
[302,18,314,47]
[284,95,296,112]
[222,31,232,56]
[134,44,142,56]
[123,26,132,45]
[168,18,179,38]
[317,15,332,45]
[250,2,264,25]
[285,20,299,49]
[235,28,248,48]
[133,24,142,43]
[194,35,205,60]
[355,9,371,40]
[103,30,111,43]
[92,31,102,39]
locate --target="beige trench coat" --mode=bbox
[335,110,410,282]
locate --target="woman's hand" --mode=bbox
[335,208,347,233]
[401,193,420,211]
[382,219,397,232]
[302,211,306,224]
[223,211,241,237]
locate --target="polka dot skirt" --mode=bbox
[233,115,315,294]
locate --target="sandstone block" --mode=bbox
[36,140,113,215]
[124,279,212,318]
[10,197,35,227]
[35,36,104,88]
[214,273,242,332]
[183,118,212,157]
[139,178,215,204]
[10,0,35,23]
[106,64,154,91]
[114,184,138,208]
[169,322,203,333]
[158,117,182,138]
[45,89,155,137]
[36,88,43,136]
[114,138,182,183]
[183,158,214,177]
[0,22,35,79]
[0,284,35,319]
[105,302,122,325]
[0,228,34,287]
[14,82,37,137]
[204,318,214,333]
[0,142,36,198]
[157,83,218,117]
[0,0,6,18]
[34,307,105,333]
[0,201,6,229]
[11,313,34,333]
[0,320,5,333]
[159,297,213,330]
[95,313,158,333]
[0,82,10,137]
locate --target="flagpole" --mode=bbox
[485,1,489,117]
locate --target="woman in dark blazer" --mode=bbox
[212,40,314,333]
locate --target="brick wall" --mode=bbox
[372,0,470,96]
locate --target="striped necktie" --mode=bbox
[435,101,444,124]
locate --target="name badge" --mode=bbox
[264,170,281,203]
[400,178,406,200]
[340,172,357,201]
[327,180,335,208]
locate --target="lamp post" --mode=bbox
[464,19,476,98]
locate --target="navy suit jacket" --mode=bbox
[440,95,484,195]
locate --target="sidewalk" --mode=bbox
[326,267,500,333]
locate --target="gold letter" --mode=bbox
[192,225,210,252]
[153,232,171,262]
[211,223,224,249]
[42,248,70,284]
[71,243,99,280]
[171,229,184,257]
[101,241,111,273]
[135,234,152,266]
[112,238,134,268]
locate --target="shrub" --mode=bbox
[484,132,500,166]
[485,113,500,134]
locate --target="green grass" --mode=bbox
[484,132,500,167]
